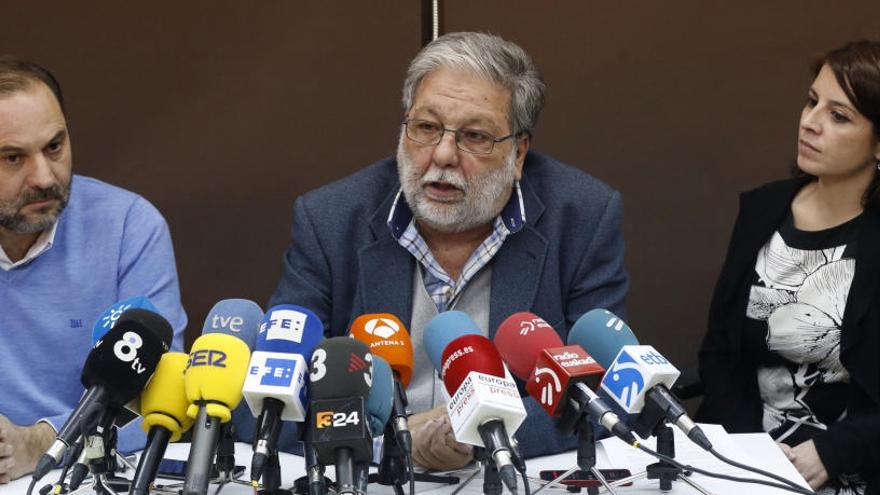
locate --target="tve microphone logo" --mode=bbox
[533,367,562,406]
[260,358,297,387]
[364,318,399,339]
[263,309,307,343]
[602,350,644,409]
[210,313,245,333]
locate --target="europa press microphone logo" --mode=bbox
[602,350,645,409]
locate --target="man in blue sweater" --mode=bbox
[0,58,186,481]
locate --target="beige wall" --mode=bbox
[3,1,878,376]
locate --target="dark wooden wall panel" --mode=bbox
[2,2,878,378]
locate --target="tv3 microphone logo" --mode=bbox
[534,367,562,406]
[112,331,148,374]
[309,349,374,387]
[363,318,399,339]
[315,410,360,429]
[603,350,645,408]
[519,317,551,336]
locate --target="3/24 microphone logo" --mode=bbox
[602,350,644,408]
[534,367,562,406]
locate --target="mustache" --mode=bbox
[418,167,468,191]
[21,185,66,204]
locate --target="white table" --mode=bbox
[6,432,809,495]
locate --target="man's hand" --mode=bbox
[409,405,473,471]
[779,440,829,490]
[0,415,55,482]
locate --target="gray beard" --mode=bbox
[396,135,517,233]
[0,181,71,234]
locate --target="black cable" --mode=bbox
[709,446,811,493]
[406,453,415,495]
[520,468,530,495]
[636,443,814,495]
[26,477,38,495]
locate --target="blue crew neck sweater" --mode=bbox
[0,175,187,453]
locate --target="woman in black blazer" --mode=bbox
[697,41,880,495]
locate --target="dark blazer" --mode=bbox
[696,177,880,491]
[263,150,629,458]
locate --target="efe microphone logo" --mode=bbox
[602,350,644,408]
[315,410,360,429]
[262,309,307,343]
[518,317,552,336]
[534,367,562,406]
[257,358,296,387]
[364,318,399,339]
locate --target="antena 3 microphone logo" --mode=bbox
[602,350,644,408]
[261,309,307,343]
[519,317,552,336]
[364,318,399,339]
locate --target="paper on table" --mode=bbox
[598,423,809,490]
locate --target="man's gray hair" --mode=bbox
[402,32,545,135]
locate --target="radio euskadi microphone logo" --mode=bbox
[263,309,308,342]
[602,350,645,409]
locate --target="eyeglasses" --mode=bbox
[401,119,518,155]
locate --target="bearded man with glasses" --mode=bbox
[264,32,628,471]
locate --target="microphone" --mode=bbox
[129,352,194,495]
[366,355,394,438]
[349,313,414,453]
[33,308,172,482]
[308,337,374,495]
[570,309,711,450]
[424,312,524,493]
[90,296,161,428]
[493,312,636,444]
[242,304,323,482]
[183,299,262,495]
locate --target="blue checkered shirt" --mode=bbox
[387,182,526,312]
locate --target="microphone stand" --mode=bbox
[477,447,504,495]
[214,423,252,490]
[635,400,712,495]
[259,452,292,495]
[369,425,460,493]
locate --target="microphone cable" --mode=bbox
[635,443,814,495]
[407,452,416,495]
[708,446,815,494]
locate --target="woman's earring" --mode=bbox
[876,161,880,172]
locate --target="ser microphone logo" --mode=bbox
[534,367,562,406]
[602,350,644,409]
[186,349,227,369]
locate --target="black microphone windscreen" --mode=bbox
[309,337,372,400]
[81,313,168,405]
[119,308,174,349]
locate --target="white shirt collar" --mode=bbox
[0,221,59,271]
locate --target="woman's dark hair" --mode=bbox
[0,56,65,113]
[794,40,880,208]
